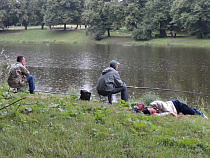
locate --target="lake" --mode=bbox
[0,43,209,109]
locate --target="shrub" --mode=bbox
[132,22,152,41]
[140,92,160,106]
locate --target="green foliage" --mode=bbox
[82,0,125,40]
[124,3,142,31]
[0,46,12,82]
[142,0,174,37]
[132,22,152,41]
[0,0,209,41]
[140,92,160,106]
[171,0,210,38]
[44,0,81,30]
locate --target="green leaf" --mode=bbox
[131,128,138,134]
[133,121,147,128]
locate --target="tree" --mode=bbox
[143,0,174,37]
[0,0,19,29]
[132,19,152,40]
[171,0,210,38]
[82,0,125,40]
[36,0,47,29]
[44,0,81,30]
[82,0,104,40]
[124,3,141,31]
[17,0,32,30]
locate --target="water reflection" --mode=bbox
[0,43,209,109]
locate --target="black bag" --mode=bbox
[80,90,91,101]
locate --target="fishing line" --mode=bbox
[34,90,80,96]
[126,86,210,96]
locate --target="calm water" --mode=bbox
[0,43,210,109]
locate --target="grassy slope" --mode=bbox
[0,85,209,157]
[0,28,210,47]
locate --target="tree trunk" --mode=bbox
[85,25,87,29]
[24,24,27,30]
[159,29,166,37]
[197,32,204,39]
[76,24,78,29]
[41,23,45,30]
[107,29,110,37]
[64,23,66,31]
[159,21,166,37]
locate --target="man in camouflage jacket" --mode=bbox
[7,55,35,94]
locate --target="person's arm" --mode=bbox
[113,72,125,87]
[150,101,173,116]
[153,112,177,117]
[20,65,30,76]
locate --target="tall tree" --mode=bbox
[0,0,19,29]
[44,0,81,30]
[82,0,104,39]
[82,0,125,40]
[17,0,31,30]
[124,3,141,31]
[143,0,174,37]
[171,0,210,38]
[36,0,47,29]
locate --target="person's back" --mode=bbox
[97,67,122,95]
[96,60,128,104]
[8,62,29,88]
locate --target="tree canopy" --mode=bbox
[0,0,209,40]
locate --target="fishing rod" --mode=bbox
[35,90,80,96]
[126,86,210,96]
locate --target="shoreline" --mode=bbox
[0,29,210,48]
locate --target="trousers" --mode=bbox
[172,100,203,116]
[108,86,128,104]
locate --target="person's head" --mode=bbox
[142,107,158,115]
[110,60,120,70]
[17,55,25,65]
[136,101,145,112]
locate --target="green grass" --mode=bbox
[0,26,210,47]
[0,85,209,157]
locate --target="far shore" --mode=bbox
[0,27,210,48]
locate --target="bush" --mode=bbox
[140,92,160,106]
[93,29,105,40]
[132,22,152,41]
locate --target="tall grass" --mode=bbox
[0,84,209,157]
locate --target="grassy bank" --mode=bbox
[0,27,210,48]
[0,85,209,157]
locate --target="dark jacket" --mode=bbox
[96,67,125,95]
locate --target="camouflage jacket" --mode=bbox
[7,62,30,88]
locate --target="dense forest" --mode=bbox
[0,0,209,40]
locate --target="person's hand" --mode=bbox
[170,112,177,117]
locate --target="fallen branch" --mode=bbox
[0,97,26,111]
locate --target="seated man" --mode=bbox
[7,55,35,94]
[96,60,128,104]
[138,100,207,119]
